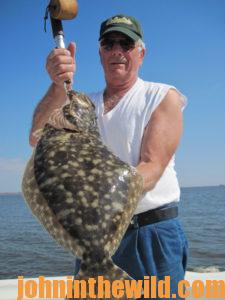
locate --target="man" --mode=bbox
[30,14,188,299]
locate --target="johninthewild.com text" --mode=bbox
[17,275,225,299]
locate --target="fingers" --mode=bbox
[68,42,76,60]
[46,42,76,87]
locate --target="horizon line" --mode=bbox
[0,184,225,195]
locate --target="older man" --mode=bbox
[30,14,188,299]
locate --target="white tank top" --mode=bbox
[88,78,187,214]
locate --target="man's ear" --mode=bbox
[139,48,145,66]
[139,48,145,59]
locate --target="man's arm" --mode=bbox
[29,43,76,147]
[136,89,184,192]
[29,83,67,146]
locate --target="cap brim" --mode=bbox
[99,26,140,41]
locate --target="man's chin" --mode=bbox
[110,68,127,76]
[108,72,127,82]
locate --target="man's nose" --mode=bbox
[111,42,123,53]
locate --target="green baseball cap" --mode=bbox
[99,14,143,42]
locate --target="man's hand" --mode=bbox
[29,42,76,147]
[46,42,76,88]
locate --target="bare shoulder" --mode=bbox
[158,88,184,112]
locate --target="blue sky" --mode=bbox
[0,0,224,192]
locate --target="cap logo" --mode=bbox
[107,17,133,26]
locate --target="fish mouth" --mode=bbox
[68,92,95,110]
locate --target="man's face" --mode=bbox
[99,32,145,85]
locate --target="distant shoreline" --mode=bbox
[181,184,225,189]
[0,192,22,196]
[0,185,224,195]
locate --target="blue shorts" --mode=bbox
[74,204,188,300]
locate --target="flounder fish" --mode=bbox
[22,91,143,298]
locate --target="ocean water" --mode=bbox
[0,186,224,279]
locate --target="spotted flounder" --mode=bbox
[22,91,143,286]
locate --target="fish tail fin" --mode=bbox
[67,258,137,299]
[78,257,132,280]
